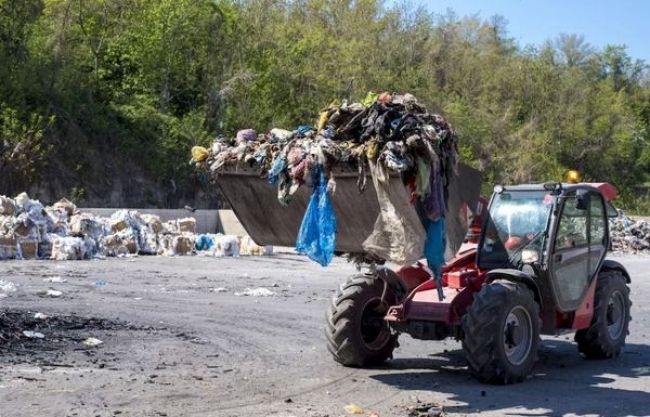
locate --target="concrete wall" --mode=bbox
[80,208,245,235]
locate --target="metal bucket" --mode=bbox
[216,163,481,254]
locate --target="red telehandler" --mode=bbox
[216,165,631,384]
[325,181,631,384]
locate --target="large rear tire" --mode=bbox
[575,271,631,359]
[326,274,397,367]
[462,280,540,384]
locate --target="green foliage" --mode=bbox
[0,103,54,191]
[69,186,86,205]
[0,0,649,209]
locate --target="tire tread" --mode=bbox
[462,280,540,384]
[575,271,631,359]
[325,274,397,367]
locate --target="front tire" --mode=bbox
[462,280,540,384]
[326,274,397,367]
[575,271,631,359]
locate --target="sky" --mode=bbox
[411,0,649,62]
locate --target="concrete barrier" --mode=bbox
[80,208,227,235]
[216,210,248,236]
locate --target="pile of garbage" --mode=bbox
[0,193,271,260]
[193,91,458,205]
[192,91,459,268]
[610,214,650,252]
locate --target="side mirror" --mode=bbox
[575,190,589,210]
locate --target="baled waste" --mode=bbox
[0,193,271,260]
[192,91,459,268]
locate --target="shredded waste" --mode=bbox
[39,289,63,298]
[610,214,650,253]
[0,193,272,260]
[0,279,17,296]
[43,276,67,283]
[22,330,45,339]
[234,287,276,297]
[82,337,104,347]
[192,91,458,267]
[406,402,445,417]
[344,404,365,415]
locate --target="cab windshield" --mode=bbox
[478,190,554,269]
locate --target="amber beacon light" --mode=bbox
[565,169,581,184]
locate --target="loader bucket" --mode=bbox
[216,163,481,255]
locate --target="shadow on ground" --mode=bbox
[370,339,650,416]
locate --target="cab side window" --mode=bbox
[555,198,588,250]
[589,194,606,245]
[588,193,607,278]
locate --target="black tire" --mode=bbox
[326,274,397,367]
[462,280,541,384]
[575,271,631,359]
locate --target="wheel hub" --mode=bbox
[360,298,391,350]
[607,290,625,340]
[503,306,533,366]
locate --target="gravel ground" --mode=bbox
[0,253,649,417]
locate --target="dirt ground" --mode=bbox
[0,253,649,417]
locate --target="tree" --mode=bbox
[554,33,594,68]
[0,0,648,209]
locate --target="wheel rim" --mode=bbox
[607,290,626,340]
[503,305,533,366]
[360,298,391,351]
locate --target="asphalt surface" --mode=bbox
[0,253,649,417]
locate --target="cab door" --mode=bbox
[587,193,608,279]
[549,189,609,311]
[549,190,590,311]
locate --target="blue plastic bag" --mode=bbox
[195,234,214,251]
[268,154,287,185]
[296,166,337,266]
[296,125,314,136]
[423,217,446,277]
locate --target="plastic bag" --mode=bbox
[296,125,314,136]
[268,154,287,185]
[317,111,329,131]
[423,217,446,277]
[191,146,209,162]
[296,166,337,266]
[52,198,76,216]
[270,128,293,142]
[362,159,425,265]
[195,234,214,251]
[236,129,256,143]
[361,90,379,106]
[0,196,15,215]
[213,234,240,257]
